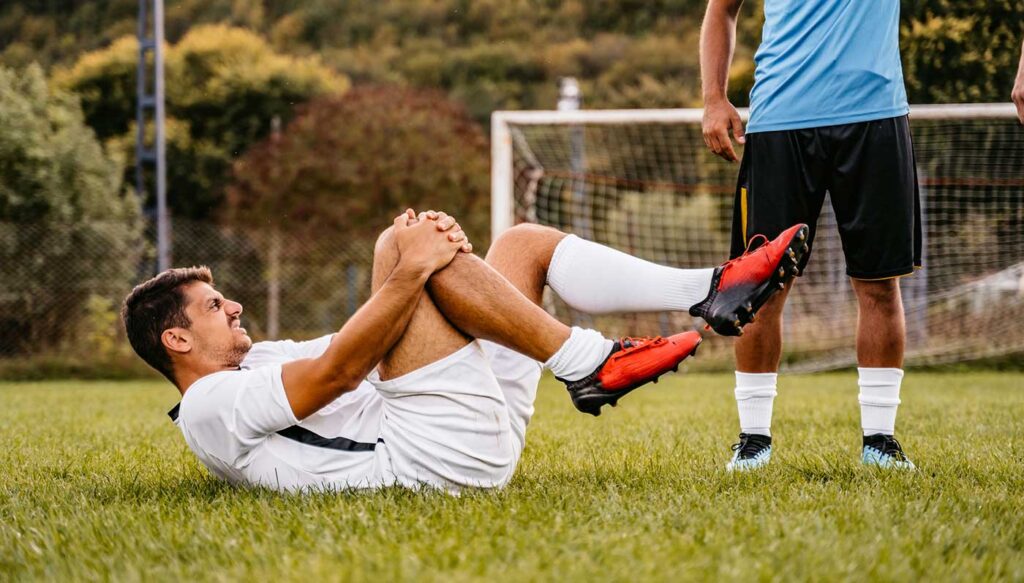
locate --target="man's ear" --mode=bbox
[162,328,193,356]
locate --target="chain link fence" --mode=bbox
[0,218,376,379]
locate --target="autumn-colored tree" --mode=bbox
[227,85,490,244]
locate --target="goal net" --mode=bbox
[492,104,1024,372]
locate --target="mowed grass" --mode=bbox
[2,373,1023,582]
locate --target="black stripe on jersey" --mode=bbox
[167,404,381,451]
[275,425,380,451]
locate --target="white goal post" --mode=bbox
[491,103,1023,371]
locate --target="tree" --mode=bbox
[0,64,141,356]
[227,85,491,243]
[55,25,349,219]
[899,0,1024,104]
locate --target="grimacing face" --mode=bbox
[180,282,252,367]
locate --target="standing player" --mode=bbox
[699,0,920,470]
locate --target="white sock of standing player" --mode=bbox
[734,371,777,436]
[858,367,903,435]
[545,234,716,314]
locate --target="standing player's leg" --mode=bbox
[727,130,829,471]
[829,115,920,469]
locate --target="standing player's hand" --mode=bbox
[702,97,746,162]
[392,209,464,276]
[417,210,473,254]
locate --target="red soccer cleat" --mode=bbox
[560,331,702,416]
[689,223,810,336]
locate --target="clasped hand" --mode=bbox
[392,208,473,276]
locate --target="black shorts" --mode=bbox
[730,115,923,280]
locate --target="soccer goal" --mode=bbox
[492,104,1024,371]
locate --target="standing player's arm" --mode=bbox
[700,0,746,162]
[280,210,468,420]
[1013,39,1024,124]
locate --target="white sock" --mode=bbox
[544,327,614,381]
[547,234,715,314]
[735,372,777,436]
[859,367,903,436]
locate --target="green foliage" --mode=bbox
[56,25,348,219]
[0,64,141,356]
[900,0,1024,104]
[228,85,490,244]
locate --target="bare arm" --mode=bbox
[700,0,746,162]
[280,211,466,419]
[1013,39,1024,124]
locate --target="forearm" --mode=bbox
[283,263,428,418]
[701,0,742,102]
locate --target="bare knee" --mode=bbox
[486,223,566,269]
[852,279,902,315]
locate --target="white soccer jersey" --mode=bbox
[170,335,543,493]
[172,335,388,491]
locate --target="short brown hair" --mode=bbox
[121,266,213,383]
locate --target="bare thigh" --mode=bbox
[372,228,471,381]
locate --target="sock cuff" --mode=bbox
[857,367,904,385]
[735,386,778,400]
[735,371,778,387]
[545,234,580,289]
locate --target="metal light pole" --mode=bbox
[136,0,169,273]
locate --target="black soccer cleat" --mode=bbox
[690,223,810,336]
[862,434,915,469]
[559,331,703,417]
[726,432,773,472]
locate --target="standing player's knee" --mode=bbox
[853,279,902,314]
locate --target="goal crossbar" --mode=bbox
[491,103,1019,237]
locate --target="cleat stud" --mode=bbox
[777,267,785,277]
[798,231,806,241]
[745,302,753,312]
[733,319,742,328]
[736,328,744,336]
[802,244,809,253]
[778,281,785,289]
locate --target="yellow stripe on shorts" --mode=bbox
[740,187,748,246]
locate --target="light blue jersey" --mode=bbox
[746,0,910,134]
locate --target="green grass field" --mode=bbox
[2,372,1023,581]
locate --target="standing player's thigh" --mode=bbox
[732,130,830,273]
[827,116,922,280]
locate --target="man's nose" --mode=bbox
[226,300,243,317]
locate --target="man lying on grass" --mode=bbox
[122,210,807,492]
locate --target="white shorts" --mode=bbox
[367,340,542,491]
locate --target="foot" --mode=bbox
[862,434,915,469]
[690,224,810,336]
[560,331,702,416]
[726,432,772,472]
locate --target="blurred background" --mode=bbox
[0,0,1021,379]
